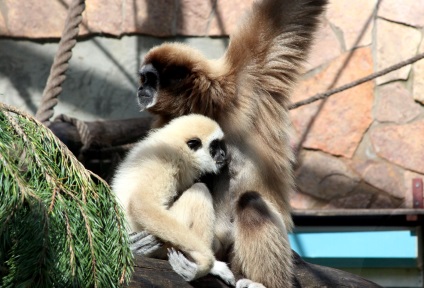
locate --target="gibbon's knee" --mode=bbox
[233,191,293,288]
[169,183,215,246]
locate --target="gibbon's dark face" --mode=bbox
[137,63,159,110]
[137,60,192,112]
[186,137,228,171]
[209,139,228,170]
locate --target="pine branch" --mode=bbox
[0,103,133,287]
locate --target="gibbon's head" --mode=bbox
[155,114,228,174]
[137,43,228,118]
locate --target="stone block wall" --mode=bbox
[290,0,424,210]
[0,0,423,210]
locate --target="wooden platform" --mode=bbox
[129,251,382,287]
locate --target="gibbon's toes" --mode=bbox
[129,231,162,256]
[210,260,236,286]
[167,248,198,281]
[236,279,267,288]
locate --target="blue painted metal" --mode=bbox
[289,230,418,268]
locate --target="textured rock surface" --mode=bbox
[378,0,424,28]
[0,0,250,38]
[330,182,380,209]
[295,151,360,200]
[0,0,70,38]
[353,160,404,199]
[370,121,424,174]
[375,82,422,123]
[413,40,424,105]
[291,47,373,158]
[326,0,375,50]
[375,19,421,85]
[305,17,342,71]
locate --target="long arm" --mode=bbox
[225,0,327,102]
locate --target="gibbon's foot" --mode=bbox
[167,248,198,281]
[129,231,162,255]
[236,279,267,288]
[168,248,236,285]
[210,261,236,286]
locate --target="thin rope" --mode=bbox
[289,51,424,110]
[35,0,86,126]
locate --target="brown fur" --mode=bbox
[137,0,327,286]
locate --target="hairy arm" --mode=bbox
[128,199,215,278]
[225,0,327,101]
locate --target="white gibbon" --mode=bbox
[112,114,235,285]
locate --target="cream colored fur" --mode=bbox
[112,114,233,283]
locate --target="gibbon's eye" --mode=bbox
[187,138,202,151]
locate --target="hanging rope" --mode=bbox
[35,0,86,126]
[289,51,424,110]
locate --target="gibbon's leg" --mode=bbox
[168,183,235,285]
[233,191,293,288]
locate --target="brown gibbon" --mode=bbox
[134,0,327,287]
[112,114,235,285]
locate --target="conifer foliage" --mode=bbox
[0,103,133,287]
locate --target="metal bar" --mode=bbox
[292,208,424,217]
[413,178,424,208]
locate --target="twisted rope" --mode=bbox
[289,51,424,110]
[35,0,86,126]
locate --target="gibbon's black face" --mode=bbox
[186,137,228,170]
[137,64,159,110]
[210,139,228,170]
[137,61,191,111]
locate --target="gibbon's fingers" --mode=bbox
[168,248,198,282]
[210,261,236,286]
[236,279,266,288]
[129,231,163,256]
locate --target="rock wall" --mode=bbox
[0,0,423,209]
[290,0,424,209]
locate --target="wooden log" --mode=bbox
[49,116,152,156]
[129,252,382,287]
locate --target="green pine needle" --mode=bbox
[0,103,133,287]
